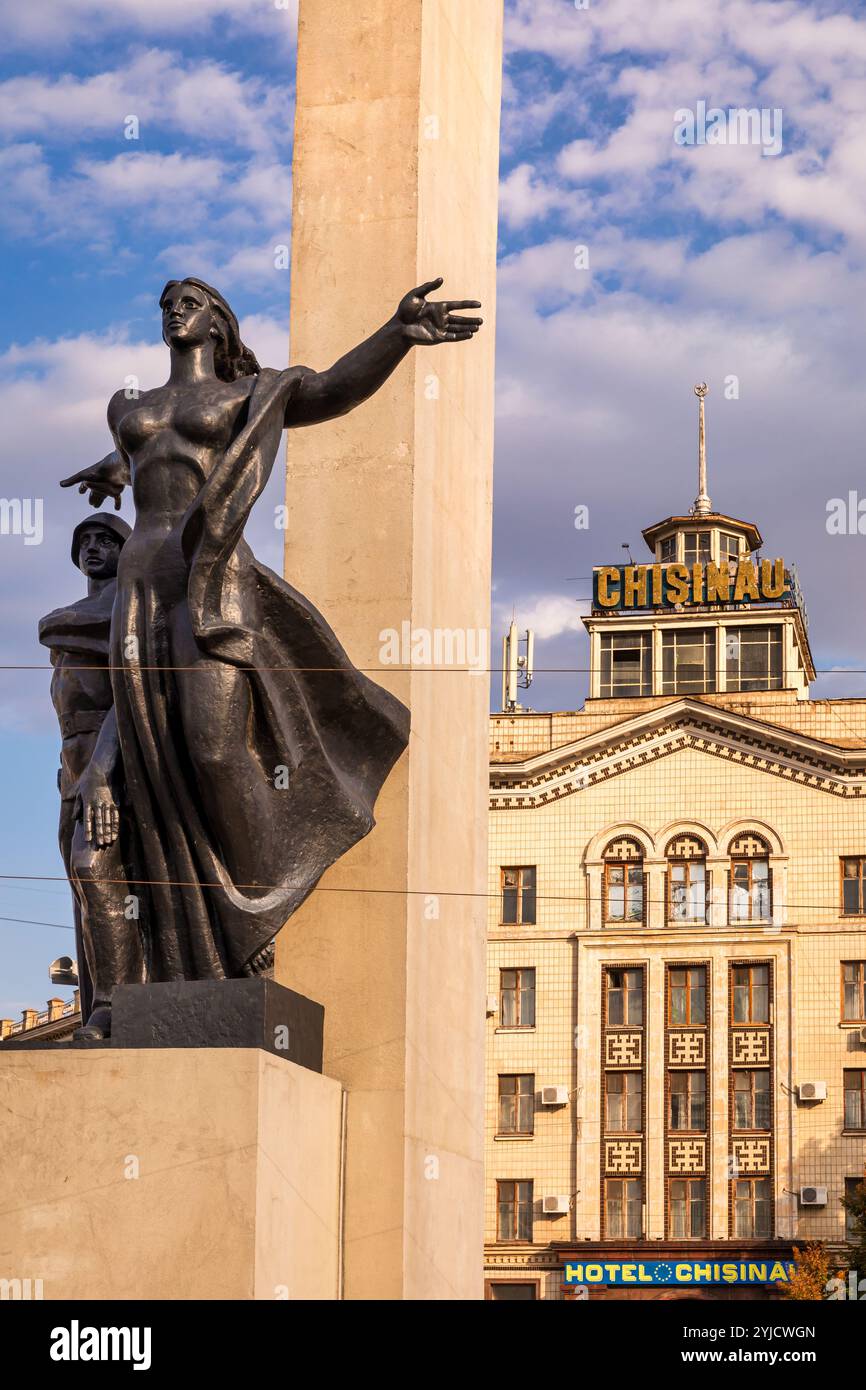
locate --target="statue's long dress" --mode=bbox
[111,367,409,980]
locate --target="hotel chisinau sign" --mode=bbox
[592,558,790,611]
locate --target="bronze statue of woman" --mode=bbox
[61,276,482,1036]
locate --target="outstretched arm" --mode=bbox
[60,448,130,510]
[287,278,482,428]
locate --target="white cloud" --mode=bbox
[0,50,290,153]
[0,0,298,48]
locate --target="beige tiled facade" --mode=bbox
[485,510,866,1300]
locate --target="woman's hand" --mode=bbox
[397,278,483,344]
[60,450,128,509]
[75,769,120,848]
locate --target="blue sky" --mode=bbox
[1,0,866,1015]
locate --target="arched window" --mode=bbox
[603,837,645,925]
[666,834,708,925]
[729,833,772,923]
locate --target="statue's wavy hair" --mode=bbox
[159,278,261,382]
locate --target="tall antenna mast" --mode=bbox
[692,382,711,516]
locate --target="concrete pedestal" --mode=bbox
[0,1049,342,1300]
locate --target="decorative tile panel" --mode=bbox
[668,1030,706,1066]
[605,1032,642,1066]
[668,1138,707,1174]
[731,1030,770,1064]
[605,1139,642,1174]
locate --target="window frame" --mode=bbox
[733,1176,773,1239]
[497,1073,535,1137]
[731,963,771,1025]
[729,856,772,924]
[495,1179,534,1244]
[599,630,653,698]
[725,623,783,693]
[843,1069,866,1132]
[606,966,644,1028]
[669,1177,707,1239]
[668,1069,707,1132]
[732,1068,772,1132]
[667,854,708,926]
[485,1279,540,1301]
[667,965,707,1026]
[661,627,717,696]
[604,1177,643,1240]
[604,858,645,924]
[841,961,866,1023]
[499,966,536,1030]
[605,1070,643,1133]
[841,858,866,918]
[500,866,536,926]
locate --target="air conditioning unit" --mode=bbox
[858,1026,866,1045]
[540,1085,569,1106]
[542,1194,570,1215]
[798,1081,827,1102]
[486,994,498,1015]
[800,1186,828,1207]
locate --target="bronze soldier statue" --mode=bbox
[39,516,145,1038]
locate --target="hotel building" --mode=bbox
[484,391,866,1300]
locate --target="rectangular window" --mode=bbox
[732,964,770,1023]
[501,867,536,925]
[606,1071,643,1132]
[730,858,771,922]
[842,962,866,1021]
[669,861,707,924]
[683,531,712,565]
[669,966,707,1025]
[725,625,783,692]
[669,1071,707,1131]
[843,1070,866,1131]
[605,862,644,922]
[734,1177,772,1238]
[486,1282,538,1300]
[845,1177,865,1240]
[600,631,652,698]
[661,628,716,695]
[496,1180,533,1242]
[842,859,866,917]
[500,967,536,1029]
[670,1178,706,1238]
[733,1070,771,1130]
[720,533,741,570]
[498,1074,535,1135]
[607,968,643,1026]
[660,535,676,564]
[605,1178,643,1239]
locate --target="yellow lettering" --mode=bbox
[565,1264,582,1283]
[597,567,621,608]
[675,1264,693,1282]
[621,1264,636,1283]
[623,566,647,608]
[761,557,785,599]
[768,1262,787,1282]
[748,1264,766,1282]
[585,1264,603,1282]
[651,564,663,605]
[638,1265,653,1283]
[733,560,759,601]
[705,562,731,602]
[692,1263,713,1281]
[722,1263,738,1283]
[692,562,704,602]
[666,563,689,604]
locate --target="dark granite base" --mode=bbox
[1,979,324,1073]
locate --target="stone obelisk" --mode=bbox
[279,0,503,1299]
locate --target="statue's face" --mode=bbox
[161,281,214,350]
[78,526,121,579]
